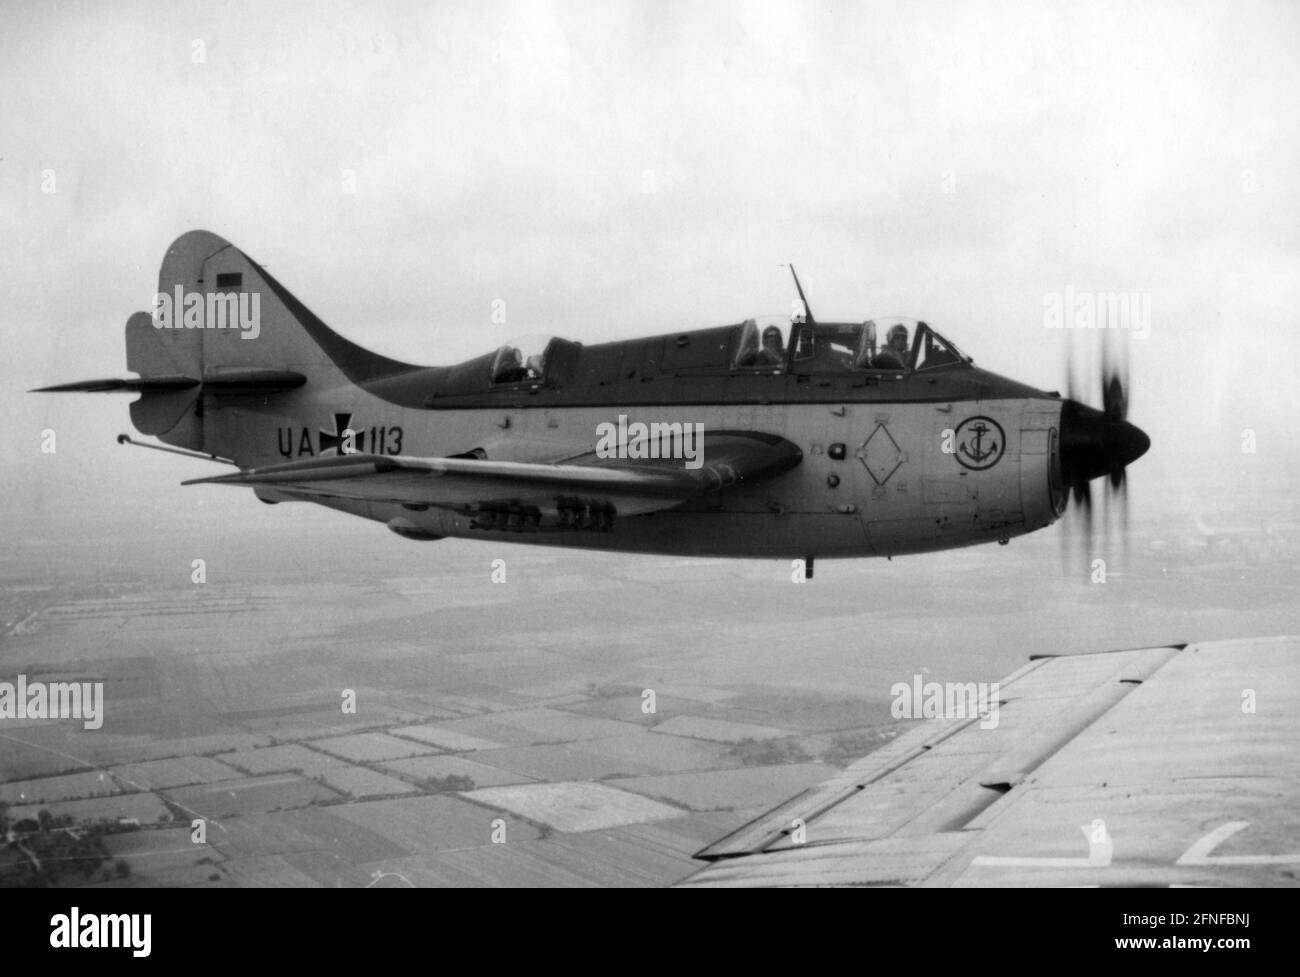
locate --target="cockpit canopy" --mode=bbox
[732,314,793,370]
[490,334,582,385]
[480,318,970,391]
[730,316,971,374]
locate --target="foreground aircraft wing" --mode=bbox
[682,636,1300,887]
[184,431,802,518]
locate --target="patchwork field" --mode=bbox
[3,493,1296,886]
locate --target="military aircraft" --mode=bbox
[35,230,1149,573]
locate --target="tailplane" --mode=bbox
[32,230,414,456]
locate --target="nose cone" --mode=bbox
[1060,399,1150,482]
[1114,418,1151,468]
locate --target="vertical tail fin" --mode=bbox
[137,230,416,454]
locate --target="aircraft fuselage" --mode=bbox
[229,385,1066,558]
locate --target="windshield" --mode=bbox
[910,321,970,370]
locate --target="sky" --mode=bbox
[3,0,1298,542]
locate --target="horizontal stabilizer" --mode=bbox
[31,368,306,395]
[31,376,197,393]
[198,368,307,394]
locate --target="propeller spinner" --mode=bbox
[1059,333,1149,547]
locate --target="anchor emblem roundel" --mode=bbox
[953,416,1005,471]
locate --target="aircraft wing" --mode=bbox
[681,636,1300,887]
[183,430,802,518]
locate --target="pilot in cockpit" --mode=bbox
[755,326,784,367]
[871,323,910,370]
[493,346,528,384]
